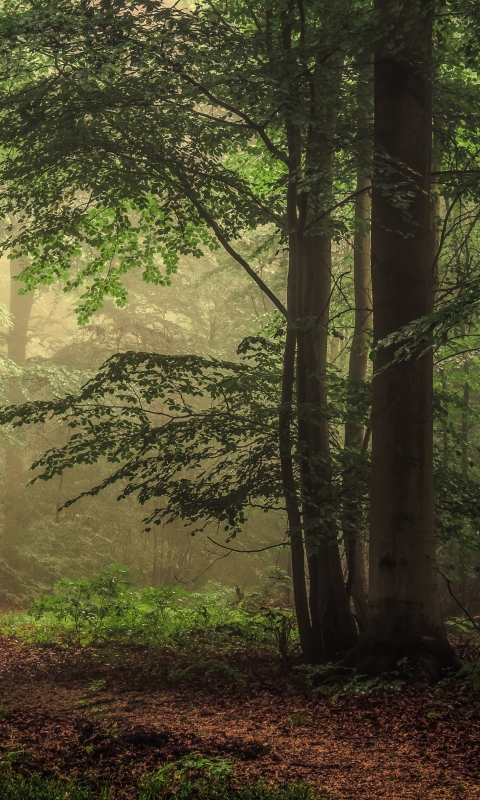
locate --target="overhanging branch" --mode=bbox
[185,190,288,317]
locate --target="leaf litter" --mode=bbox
[0,636,479,799]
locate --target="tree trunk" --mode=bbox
[460,323,469,478]
[152,528,159,587]
[280,228,313,661]
[298,231,358,658]
[344,173,372,630]
[8,258,34,368]
[279,11,357,662]
[358,0,458,678]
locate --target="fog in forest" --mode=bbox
[2,227,480,621]
[1,2,480,796]
[0,231,296,601]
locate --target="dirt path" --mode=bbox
[0,637,479,799]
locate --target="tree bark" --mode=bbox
[344,173,372,630]
[280,219,312,659]
[359,0,458,678]
[279,7,357,662]
[298,231,358,657]
[152,527,159,587]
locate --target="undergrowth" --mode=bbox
[0,565,298,663]
[0,755,329,800]
[296,660,413,701]
[2,565,479,693]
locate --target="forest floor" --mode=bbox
[0,635,479,800]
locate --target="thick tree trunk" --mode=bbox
[357,0,458,679]
[344,174,372,630]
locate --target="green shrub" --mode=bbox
[0,773,99,799]
[1,567,298,659]
[0,756,327,800]
[138,755,321,800]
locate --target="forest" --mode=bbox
[0,0,479,797]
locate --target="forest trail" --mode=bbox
[0,638,479,799]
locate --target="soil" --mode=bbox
[0,636,479,799]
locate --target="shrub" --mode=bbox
[1,567,298,659]
[0,756,326,800]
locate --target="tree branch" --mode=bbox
[184,190,288,317]
[303,185,371,232]
[176,71,289,165]
[440,571,480,633]
[207,536,288,553]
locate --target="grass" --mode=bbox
[0,756,330,800]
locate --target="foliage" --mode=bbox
[3,326,480,567]
[0,302,12,329]
[0,329,373,543]
[296,660,413,702]
[0,253,286,595]
[0,774,98,799]
[0,0,381,333]
[1,566,298,660]
[455,660,480,691]
[260,607,296,661]
[0,755,324,800]
[0,335,285,537]
[140,755,319,800]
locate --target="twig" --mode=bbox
[207,536,288,553]
[174,551,231,583]
[440,571,480,633]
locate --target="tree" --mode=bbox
[357,0,458,677]
[2,219,35,568]
[0,0,373,660]
[3,0,480,674]
[342,56,373,629]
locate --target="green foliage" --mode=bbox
[260,607,296,661]
[3,323,480,566]
[141,755,235,800]
[0,336,285,537]
[0,330,372,542]
[0,770,100,799]
[0,756,324,800]
[0,0,372,324]
[140,755,319,800]
[296,660,412,701]
[455,660,480,691]
[29,564,134,641]
[1,567,298,659]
